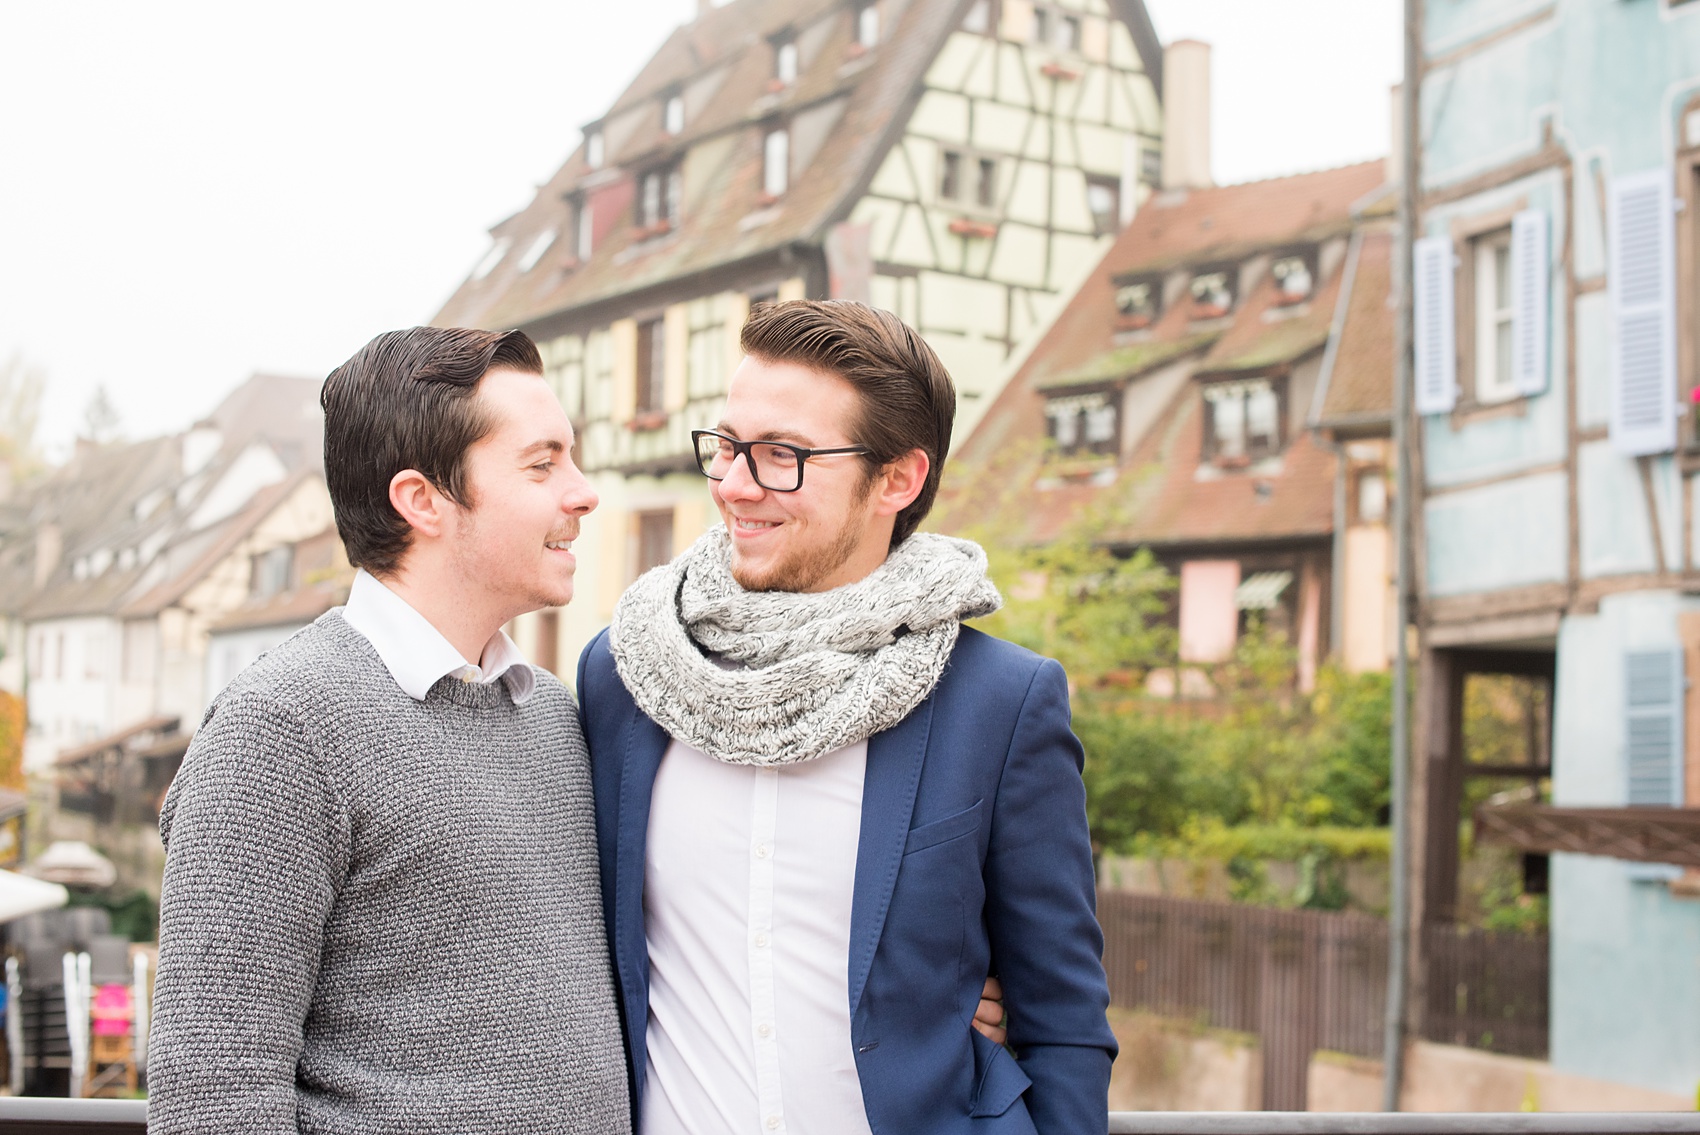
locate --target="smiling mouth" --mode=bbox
[545,538,574,551]
[732,518,779,531]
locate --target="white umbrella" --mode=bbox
[0,869,69,922]
[22,842,117,889]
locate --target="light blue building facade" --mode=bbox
[1413,0,1700,1096]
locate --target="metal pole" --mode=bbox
[1383,0,1422,1112]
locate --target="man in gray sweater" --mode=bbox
[148,328,630,1134]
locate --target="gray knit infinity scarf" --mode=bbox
[608,525,1002,766]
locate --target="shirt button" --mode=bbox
[757,1022,772,1037]
[754,932,769,948]
[765,1117,781,1130]
[754,843,770,859]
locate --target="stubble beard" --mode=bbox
[729,475,879,594]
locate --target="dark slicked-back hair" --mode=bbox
[739,300,955,547]
[321,326,543,575]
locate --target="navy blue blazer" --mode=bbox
[578,625,1116,1135]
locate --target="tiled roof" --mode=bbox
[940,161,1388,549]
[433,0,975,331]
[1315,224,1395,428]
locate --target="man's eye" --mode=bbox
[761,446,799,466]
[532,461,555,474]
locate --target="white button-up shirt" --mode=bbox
[641,737,874,1135]
[340,569,535,704]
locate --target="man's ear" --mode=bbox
[871,449,930,518]
[389,469,451,539]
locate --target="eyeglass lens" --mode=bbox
[694,433,804,492]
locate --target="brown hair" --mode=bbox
[739,300,955,546]
[321,326,543,575]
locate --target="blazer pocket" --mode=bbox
[969,1027,1033,1118]
[903,799,982,855]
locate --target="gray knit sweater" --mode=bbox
[149,611,630,1135]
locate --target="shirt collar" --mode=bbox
[340,569,536,704]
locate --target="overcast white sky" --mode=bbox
[0,0,1399,460]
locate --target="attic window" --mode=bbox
[664,93,685,136]
[856,2,881,47]
[517,229,558,272]
[1046,392,1118,457]
[962,0,994,34]
[1115,278,1162,329]
[586,129,605,170]
[1190,271,1235,319]
[763,128,790,197]
[471,238,510,281]
[637,165,682,231]
[1271,252,1315,305]
[1202,377,1284,467]
[774,34,799,83]
[575,199,594,259]
[1086,176,1120,236]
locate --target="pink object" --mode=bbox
[1178,560,1241,663]
[91,983,132,1036]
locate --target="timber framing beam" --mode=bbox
[1475,804,1700,867]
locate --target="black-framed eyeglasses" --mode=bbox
[691,429,872,493]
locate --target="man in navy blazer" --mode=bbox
[579,300,1115,1134]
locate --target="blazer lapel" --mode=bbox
[615,706,670,1041]
[847,695,935,1016]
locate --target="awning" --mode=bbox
[1235,571,1293,611]
[0,870,69,923]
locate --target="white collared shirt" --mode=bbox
[641,737,874,1135]
[340,569,536,704]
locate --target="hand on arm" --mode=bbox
[972,975,1007,1045]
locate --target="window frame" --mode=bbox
[1044,387,1121,460]
[635,317,667,415]
[663,91,685,136]
[961,0,998,35]
[772,32,799,84]
[635,163,683,232]
[635,509,676,577]
[1472,227,1519,405]
[936,144,1000,213]
[1269,247,1319,307]
[1085,174,1121,237]
[763,127,790,199]
[1113,273,1164,330]
[855,1,881,48]
[1188,267,1237,321]
[1199,374,1288,468]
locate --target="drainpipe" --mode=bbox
[1383,0,1422,1112]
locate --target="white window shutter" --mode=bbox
[1510,209,1549,396]
[1412,236,1458,416]
[1608,169,1677,456]
[1625,649,1684,807]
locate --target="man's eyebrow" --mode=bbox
[715,423,817,446]
[517,439,566,458]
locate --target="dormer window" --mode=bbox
[1115,277,1162,329]
[471,238,510,281]
[763,128,790,198]
[1046,392,1119,457]
[586,129,605,170]
[575,198,594,259]
[1202,378,1284,467]
[637,165,682,231]
[1190,271,1235,319]
[774,34,799,84]
[856,2,881,47]
[517,228,557,272]
[1271,251,1315,305]
[664,92,685,136]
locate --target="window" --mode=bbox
[1141,147,1162,186]
[1355,469,1388,524]
[1030,5,1079,51]
[635,319,666,414]
[763,128,790,197]
[1271,251,1315,304]
[637,510,675,575]
[1086,175,1120,236]
[939,150,962,201]
[517,228,557,272]
[774,34,798,83]
[250,545,293,599]
[856,2,880,47]
[1055,13,1081,51]
[1190,270,1235,319]
[1115,277,1162,328]
[664,93,685,136]
[1471,230,1516,404]
[962,0,994,34]
[1030,6,1049,43]
[1202,378,1283,465]
[637,165,682,231]
[471,238,509,281]
[586,129,604,170]
[1045,392,1118,457]
[574,198,594,260]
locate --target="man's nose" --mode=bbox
[562,464,599,515]
[716,451,767,500]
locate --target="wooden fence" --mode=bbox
[1098,892,1549,1110]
